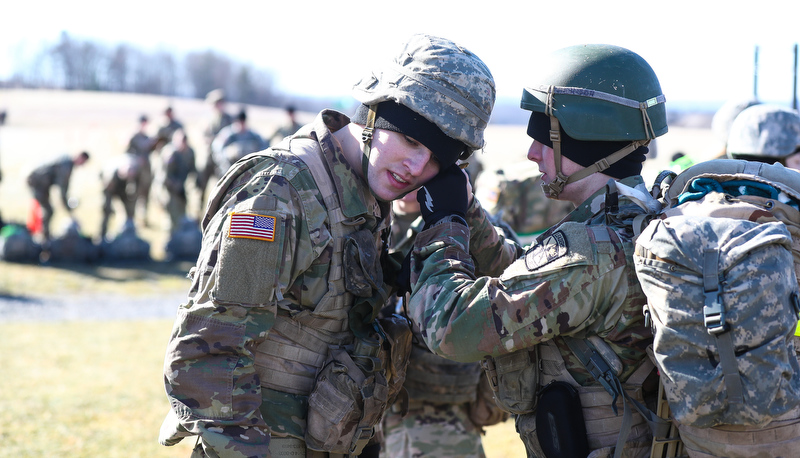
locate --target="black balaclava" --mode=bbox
[352,102,466,168]
[526,111,647,179]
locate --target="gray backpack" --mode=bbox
[634,159,800,428]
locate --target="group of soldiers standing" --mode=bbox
[11,91,302,263]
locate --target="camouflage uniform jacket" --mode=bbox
[160,110,390,457]
[160,144,196,196]
[408,175,653,384]
[128,131,153,157]
[155,119,184,150]
[26,155,75,208]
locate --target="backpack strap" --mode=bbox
[702,248,745,405]
[564,336,670,458]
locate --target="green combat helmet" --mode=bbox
[520,44,667,197]
[726,104,800,163]
[352,34,496,182]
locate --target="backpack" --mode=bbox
[633,159,800,429]
[0,223,42,263]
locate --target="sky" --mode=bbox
[2,0,799,111]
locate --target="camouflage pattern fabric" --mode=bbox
[474,162,574,244]
[381,402,486,458]
[160,110,387,458]
[352,34,495,154]
[381,210,491,458]
[407,176,656,455]
[634,193,800,453]
[26,155,76,240]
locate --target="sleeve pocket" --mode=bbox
[164,310,246,421]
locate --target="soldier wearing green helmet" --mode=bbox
[404,44,669,458]
[158,34,495,458]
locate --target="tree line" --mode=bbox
[1,31,301,109]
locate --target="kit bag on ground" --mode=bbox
[101,220,151,262]
[0,223,41,263]
[49,223,100,263]
[634,159,800,429]
[165,218,202,262]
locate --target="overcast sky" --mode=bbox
[2,0,799,109]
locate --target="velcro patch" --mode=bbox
[228,212,277,241]
[525,230,568,271]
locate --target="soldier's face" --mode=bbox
[368,129,440,201]
[527,139,583,200]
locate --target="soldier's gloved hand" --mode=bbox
[416,164,469,229]
[395,251,412,297]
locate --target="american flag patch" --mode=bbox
[228,212,277,241]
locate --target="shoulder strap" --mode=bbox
[276,134,360,333]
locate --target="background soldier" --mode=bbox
[155,129,197,234]
[26,150,89,243]
[474,160,574,245]
[146,106,184,225]
[405,44,669,458]
[210,108,268,174]
[126,114,155,227]
[197,88,233,215]
[99,152,140,242]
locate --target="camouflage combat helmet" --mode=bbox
[727,104,800,161]
[520,44,667,197]
[711,97,760,146]
[352,34,496,182]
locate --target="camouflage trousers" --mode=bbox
[677,406,800,458]
[380,401,486,458]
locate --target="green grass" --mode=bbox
[0,320,196,457]
[0,260,194,297]
[0,319,524,457]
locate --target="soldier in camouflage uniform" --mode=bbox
[145,106,185,225]
[474,161,574,245]
[380,189,505,458]
[211,108,269,174]
[159,34,496,458]
[197,89,234,215]
[99,152,141,241]
[127,114,156,225]
[155,129,197,233]
[405,44,669,458]
[26,151,90,242]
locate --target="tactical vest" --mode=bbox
[251,133,391,394]
[219,131,410,456]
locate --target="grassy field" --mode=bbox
[0,317,524,457]
[0,88,718,457]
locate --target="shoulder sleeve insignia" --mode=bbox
[524,230,568,271]
[228,212,277,241]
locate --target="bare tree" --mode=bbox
[108,44,130,92]
[185,50,233,99]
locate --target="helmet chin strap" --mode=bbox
[360,104,378,186]
[542,89,649,198]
